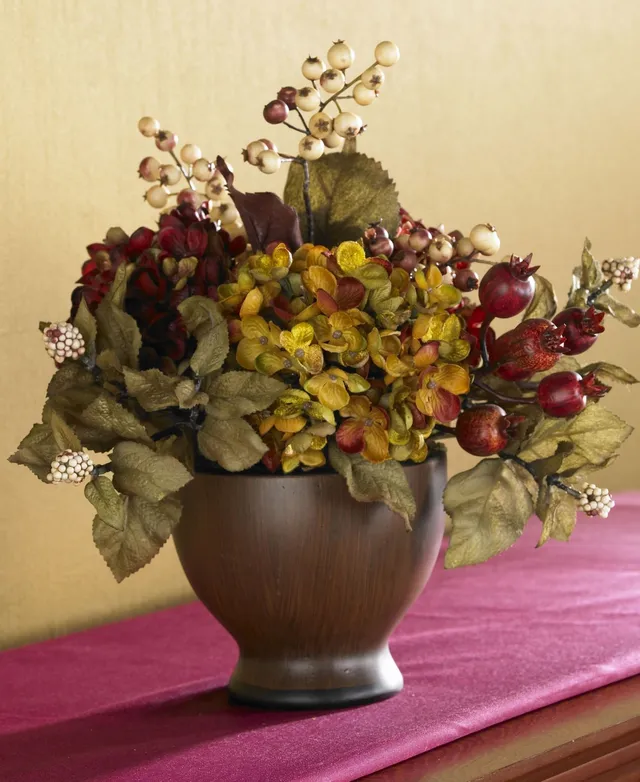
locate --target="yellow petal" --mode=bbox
[236,338,266,370]
[254,349,288,375]
[431,284,462,309]
[237,269,255,293]
[291,322,315,348]
[341,395,371,418]
[385,354,413,377]
[271,243,293,268]
[282,453,301,473]
[440,314,462,342]
[258,416,276,435]
[425,263,443,287]
[438,339,471,363]
[299,450,326,468]
[329,311,354,331]
[302,266,337,297]
[336,241,367,273]
[275,415,307,433]
[362,426,389,463]
[433,364,471,395]
[311,315,332,343]
[389,267,410,291]
[306,245,330,267]
[239,287,264,318]
[318,381,350,411]
[294,303,322,322]
[241,315,270,340]
[344,373,371,393]
[301,344,324,374]
[304,374,327,397]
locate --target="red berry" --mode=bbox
[277,86,298,109]
[392,249,418,272]
[537,371,610,418]
[552,306,605,355]
[128,227,155,255]
[453,268,479,291]
[478,254,539,318]
[369,236,394,257]
[263,99,289,124]
[492,318,566,378]
[455,404,512,456]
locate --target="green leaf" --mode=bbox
[85,476,126,529]
[111,441,193,502]
[47,362,96,398]
[522,274,557,320]
[96,349,123,380]
[95,302,141,369]
[49,408,81,452]
[328,442,416,529]
[283,152,400,247]
[92,491,182,582]
[536,484,577,547]
[8,422,59,481]
[531,355,581,380]
[197,416,267,472]
[352,263,391,290]
[519,404,633,472]
[580,361,639,385]
[580,237,603,289]
[103,263,129,309]
[73,298,97,349]
[444,459,535,568]
[594,293,640,327]
[174,379,209,409]
[527,441,574,479]
[123,368,181,412]
[205,371,286,419]
[75,393,152,451]
[178,297,230,376]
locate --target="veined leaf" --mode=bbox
[197,417,267,471]
[111,441,193,502]
[75,393,152,451]
[523,274,557,320]
[536,483,578,547]
[8,422,60,482]
[95,301,141,369]
[178,296,230,376]
[593,293,640,327]
[580,361,638,385]
[205,371,286,419]
[123,368,181,412]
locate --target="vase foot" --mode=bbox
[227,646,403,710]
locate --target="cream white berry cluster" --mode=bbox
[578,483,615,518]
[43,322,86,364]
[244,40,400,175]
[136,118,246,241]
[47,450,94,485]
[601,257,639,292]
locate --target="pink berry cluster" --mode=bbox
[136,117,246,242]
[244,40,400,174]
[47,450,94,485]
[43,322,86,364]
[601,257,639,292]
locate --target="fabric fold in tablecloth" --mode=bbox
[1,494,640,781]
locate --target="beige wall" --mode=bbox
[2,0,640,650]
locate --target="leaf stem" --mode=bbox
[548,474,583,499]
[500,452,537,478]
[473,377,536,406]
[587,278,613,306]
[301,159,314,244]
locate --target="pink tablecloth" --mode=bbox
[2,494,640,782]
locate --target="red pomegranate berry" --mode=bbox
[492,318,566,378]
[392,249,418,272]
[263,99,289,124]
[552,306,605,355]
[537,371,610,418]
[478,254,539,318]
[277,86,298,109]
[453,268,479,291]
[455,404,518,456]
[128,227,155,255]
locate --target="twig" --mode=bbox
[429,424,457,441]
[283,121,306,134]
[479,315,494,369]
[168,149,196,191]
[319,62,377,111]
[295,107,310,134]
[587,279,613,306]
[301,159,314,244]
[473,377,536,406]
[548,474,583,499]
[500,452,537,478]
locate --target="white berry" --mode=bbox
[298,135,324,161]
[159,164,181,186]
[47,450,94,485]
[323,131,344,150]
[579,485,615,518]
[257,149,282,174]
[192,158,213,181]
[319,69,345,94]
[360,65,385,90]
[43,322,86,365]
[138,156,161,182]
[309,112,333,139]
[469,223,501,256]
[155,131,178,152]
[180,144,201,164]
[138,116,160,137]
[219,204,239,225]
[456,237,475,258]
[302,57,326,81]
[375,41,400,67]
[295,87,321,112]
[428,237,454,263]
[327,41,354,70]
[145,185,169,209]
[332,112,363,138]
[244,140,268,166]
[353,83,378,106]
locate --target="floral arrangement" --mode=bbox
[10,40,639,580]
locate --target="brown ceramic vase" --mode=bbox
[173,448,447,709]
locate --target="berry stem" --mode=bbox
[586,278,614,306]
[301,159,315,244]
[283,121,306,134]
[479,314,494,369]
[295,107,310,134]
[168,149,196,191]
[548,474,583,499]
[319,62,378,111]
[473,377,536,406]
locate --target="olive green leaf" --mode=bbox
[178,296,230,376]
[49,408,81,452]
[89,476,182,582]
[518,404,632,472]
[536,483,577,547]
[580,361,638,385]
[103,263,129,309]
[204,371,287,420]
[531,355,581,379]
[174,378,209,409]
[95,302,141,369]
[111,441,193,502]
[8,422,60,481]
[352,263,391,290]
[123,368,181,412]
[523,274,557,320]
[73,299,97,351]
[593,293,640,327]
[197,416,268,471]
[328,442,416,530]
[283,152,400,247]
[74,393,152,451]
[580,237,603,289]
[96,349,123,381]
[527,441,574,479]
[47,361,96,398]
[444,459,536,568]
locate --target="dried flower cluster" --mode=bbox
[10,39,639,582]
